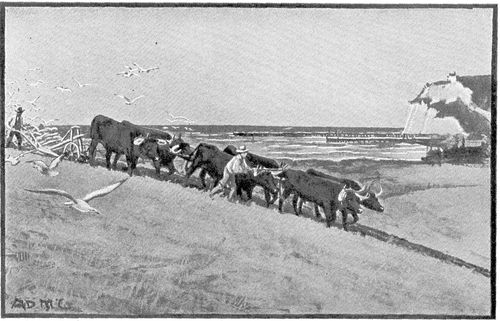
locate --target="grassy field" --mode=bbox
[4,149,491,315]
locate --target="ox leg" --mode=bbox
[153,159,161,177]
[350,211,359,225]
[199,168,208,190]
[297,198,304,215]
[247,187,253,200]
[184,164,198,187]
[292,194,300,216]
[341,209,349,231]
[314,205,321,218]
[105,150,113,170]
[112,153,121,170]
[278,188,292,213]
[236,186,245,200]
[324,202,334,228]
[264,189,271,207]
[167,162,176,175]
[126,155,136,177]
[88,140,99,166]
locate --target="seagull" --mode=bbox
[26,96,40,106]
[26,116,59,126]
[133,62,159,73]
[168,112,193,123]
[26,154,64,176]
[114,94,144,105]
[29,80,44,87]
[5,153,28,166]
[73,78,93,88]
[27,67,41,72]
[24,178,128,214]
[40,118,59,126]
[117,69,140,78]
[55,86,72,93]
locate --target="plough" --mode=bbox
[6,125,86,160]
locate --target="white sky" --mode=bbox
[5,7,493,128]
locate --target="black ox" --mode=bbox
[184,143,279,206]
[297,169,384,227]
[88,115,172,176]
[276,169,364,229]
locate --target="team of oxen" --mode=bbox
[88,115,384,230]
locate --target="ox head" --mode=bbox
[270,162,290,179]
[170,142,194,160]
[253,168,279,195]
[350,180,384,212]
[338,185,363,215]
[133,134,169,148]
[133,135,166,170]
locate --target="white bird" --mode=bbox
[29,80,44,87]
[133,62,159,73]
[5,153,28,166]
[55,86,72,93]
[25,178,128,214]
[27,67,41,71]
[26,116,59,127]
[26,96,40,106]
[114,94,144,105]
[73,78,93,88]
[40,118,59,126]
[26,154,64,176]
[168,112,193,123]
[117,69,140,78]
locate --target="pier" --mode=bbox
[233,131,447,146]
[325,133,446,146]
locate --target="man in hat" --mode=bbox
[6,106,24,150]
[210,145,256,201]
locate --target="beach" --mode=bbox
[4,146,491,315]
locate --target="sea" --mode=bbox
[55,125,429,167]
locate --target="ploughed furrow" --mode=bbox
[338,222,490,278]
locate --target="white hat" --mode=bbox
[236,145,249,154]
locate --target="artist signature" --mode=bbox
[11,297,75,311]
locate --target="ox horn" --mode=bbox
[133,137,145,146]
[356,181,370,196]
[157,139,168,146]
[270,164,288,178]
[375,182,383,197]
[171,144,182,154]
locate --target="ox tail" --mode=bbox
[89,116,101,140]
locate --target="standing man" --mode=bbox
[210,145,256,201]
[6,106,24,150]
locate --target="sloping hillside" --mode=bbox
[4,154,491,315]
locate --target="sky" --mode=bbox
[4,6,494,130]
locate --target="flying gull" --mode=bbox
[167,112,194,123]
[29,80,45,87]
[114,94,144,105]
[25,178,128,214]
[117,69,140,78]
[133,62,159,73]
[26,96,40,106]
[55,86,72,93]
[26,154,64,176]
[5,153,28,166]
[73,78,93,88]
